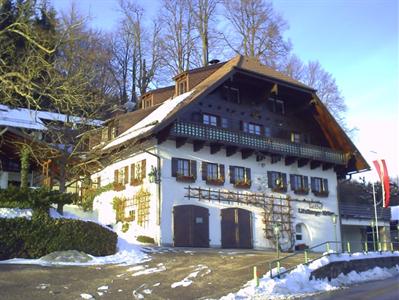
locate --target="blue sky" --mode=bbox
[51,0,398,180]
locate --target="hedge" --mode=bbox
[0,216,117,260]
[0,186,76,210]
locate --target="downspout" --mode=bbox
[141,148,162,226]
[336,173,352,250]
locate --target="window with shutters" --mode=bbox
[311,177,329,197]
[267,171,287,192]
[223,85,240,103]
[295,224,303,241]
[221,117,229,129]
[203,114,218,126]
[114,167,128,191]
[202,162,225,185]
[264,127,272,137]
[172,157,196,183]
[291,132,301,143]
[290,174,309,195]
[101,127,108,142]
[230,166,251,188]
[177,80,187,95]
[267,97,285,114]
[130,160,146,186]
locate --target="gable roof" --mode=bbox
[100,55,369,174]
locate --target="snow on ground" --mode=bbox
[130,263,166,276]
[103,90,194,150]
[0,208,33,219]
[221,251,399,300]
[171,265,210,288]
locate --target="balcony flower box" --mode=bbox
[131,178,143,186]
[176,174,196,183]
[294,188,309,195]
[113,182,125,191]
[312,190,329,197]
[234,180,251,189]
[272,186,287,193]
[295,243,309,251]
[206,177,224,186]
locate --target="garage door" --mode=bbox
[221,208,252,248]
[173,205,209,247]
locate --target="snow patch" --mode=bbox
[0,208,32,219]
[221,251,399,299]
[80,293,94,299]
[171,265,209,288]
[103,90,194,150]
[131,263,166,276]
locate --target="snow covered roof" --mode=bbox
[0,104,102,131]
[103,90,194,150]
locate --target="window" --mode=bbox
[101,127,108,142]
[267,171,287,192]
[221,117,229,129]
[114,166,128,190]
[264,127,272,137]
[143,98,152,109]
[203,114,218,126]
[267,97,285,114]
[242,122,261,135]
[172,158,197,182]
[290,174,309,194]
[223,85,240,103]
[178,80,187,95]
[229,166,251,188]
[109,125,118,140]
[202,162,225,185]
[295,224,303,241]
[130,160,146,186]
[291,132,301,143]
[311,177,329,196]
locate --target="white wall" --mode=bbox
[0,171,8,188]
[91,150,162,244]
[158,140,341,250]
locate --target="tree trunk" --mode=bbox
[57,156,67,214]
[20,145,30,189]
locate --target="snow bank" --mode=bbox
[0,208,32,219]
[103,90,194,150]
[221,251,399,300]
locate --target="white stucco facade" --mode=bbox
[92,139,342,251]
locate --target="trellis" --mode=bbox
[125,187,151,226]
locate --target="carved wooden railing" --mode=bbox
[172,121,346,165]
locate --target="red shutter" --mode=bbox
[130,164,135,185]
[114,169,119,184]
[171,158,178,177]
[190,160,197,179]
[290,174,296,190]
[219,164,225,182]
[202,162,208,180]
[229,166,235,184]
[124,166,129,184]
[141,160,146,179]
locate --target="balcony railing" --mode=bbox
[172,121,346,165]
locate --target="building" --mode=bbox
[88,55,369,250]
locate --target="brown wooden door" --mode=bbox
[221,208,252,249]
[173,205,209,247]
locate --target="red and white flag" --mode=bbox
[373,159,390,208]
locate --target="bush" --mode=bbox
[0,216,117,259]
[0,186,76,211]
[136,235,155,244]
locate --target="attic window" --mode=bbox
[143,98,152,109]
[268,97,285,115]
[177,80,187,95]
[223,86,240,104]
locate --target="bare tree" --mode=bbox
[159,0,197,75]
[190,0,219,67]
[108,0,161,106]
[221,0,290,67]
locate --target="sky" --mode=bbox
[51,0,398,181]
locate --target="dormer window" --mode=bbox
[268,97,285,114]
[223,85,240,104]
[142,97,152,109]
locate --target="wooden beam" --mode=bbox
[176,137,187,148]
[285,156,296,166]
[310,160,321,170]
[322,163,333,171]
[193,140,205,152]
[210,143,222,154]
[271,155,282,164]
[241,149,254,160]
[298,158,309,168]
[226,146,238,157]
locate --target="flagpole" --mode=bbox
[372,181,380,248]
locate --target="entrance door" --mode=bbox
[173,205,209,247]
[221,208,252,248]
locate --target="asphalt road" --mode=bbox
[303,275,399,300]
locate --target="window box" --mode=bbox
[294,187,309,195]
[131,178,143,186]
[272,186,287,193]
[312,190,329,197]
[113,182,125,191]
[234,180,251,189]
[206,177,224,186]
[176,174,196,183]
[295,243,309,251]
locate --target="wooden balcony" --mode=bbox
[171,121,347,165]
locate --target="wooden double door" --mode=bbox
[173,205,209,247]
[221,208,252,249]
